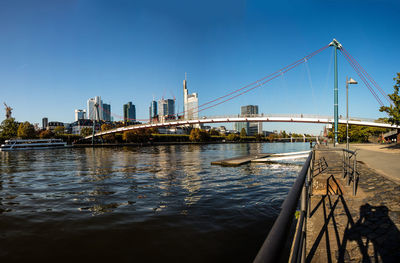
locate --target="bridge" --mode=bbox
[85,113,399,139]
[85,39,398,142]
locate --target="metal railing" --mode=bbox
[253,150,313,263]
[342,149,358,195]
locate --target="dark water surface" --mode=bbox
[0,143,309,262]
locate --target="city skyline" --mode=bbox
[1,1,400,134]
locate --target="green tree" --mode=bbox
[0,118,19,140]
[17,121,36,139]
[379,73,400,143]
[54,126,65,135]
[240,128,247,137]
[80,127,93,137]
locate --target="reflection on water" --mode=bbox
[0,143,309,262]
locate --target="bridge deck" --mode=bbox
[306,148,400,262]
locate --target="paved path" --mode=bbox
[306,147,400,263]
[349,144,400,184]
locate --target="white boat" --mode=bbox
[0,139,67,151]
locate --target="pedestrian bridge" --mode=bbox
[85,114,399,139]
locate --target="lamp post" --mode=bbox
[346,77,358,150]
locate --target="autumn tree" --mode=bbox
[226,133,240,141]
[101,123,115,142]
[17,121,36,139]
[39,130,54,139]
[240,128,247,137]
[80,127,93,137]
[123,130,138,142]
[189,128,210,142]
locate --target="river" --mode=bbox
[0,142,310,262]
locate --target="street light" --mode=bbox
[346,77,358,150]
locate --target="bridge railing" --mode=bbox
[253,150,314,263]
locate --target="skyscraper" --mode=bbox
[87,96,103,121]
[123,102,136,122]
[149,100,158,123]
[42,117,48,130]
[183,74,199,120]
[235,105,262,136]
[74,109,86,121]
[158,99,175,122]
[241,105,259,116]
[102,103,111,122]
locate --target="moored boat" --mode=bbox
[0,139,67,151]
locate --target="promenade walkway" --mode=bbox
[305,147,400,263]
[349,144,400,184]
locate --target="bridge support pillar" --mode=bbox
[330,39,342,146]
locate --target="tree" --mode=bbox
[240,128,247,137]
[54,126,65,135]
[17,121,36,139]
[101,123,115,142]
[123,130,138,142]
[209,129,220,136]
[39,130,54,139]
[379,73,400,143]
[226,133,240,141]
[255,133,263,141]
[267,133,277,142]
[189,128,210,142]
[80,127,93,137]
[0,118,19,140]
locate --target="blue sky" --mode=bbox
[1,0,399,134]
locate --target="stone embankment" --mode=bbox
[306,146,400,263]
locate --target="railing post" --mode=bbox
[342,150,345,178]
[353,156,357,195]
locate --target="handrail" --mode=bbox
[253,151,313,263]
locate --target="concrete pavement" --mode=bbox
[348,144,400,184]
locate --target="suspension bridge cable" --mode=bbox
[181,44,330,117]
[190,50,328,115]
[175,44,330,117]
[340,50,384,106]
[341,50,383,106]
[341,47,392,105]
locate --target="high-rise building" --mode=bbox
[123,102,136,121]
[158,99,175,122]
[183,75,199,120]
[149,100,158,123]
[74,109,86,121]
[102,103,111,122]
[87,96,103,121]
[235,105,262,136]
[42,117,48,130]
[241,105,259,116]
